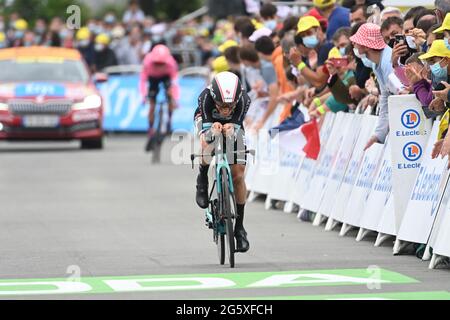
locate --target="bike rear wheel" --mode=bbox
[220,167,235,268]
[218,234,225,265]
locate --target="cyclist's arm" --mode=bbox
[139,59,150,98]
[197,89,216,138]
[230,91,251,132]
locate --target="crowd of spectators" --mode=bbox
[2,0,450,163]
[196,0,450,168]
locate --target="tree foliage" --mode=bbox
[139,0,203,20]
[4,0,91,26]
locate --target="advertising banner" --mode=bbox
[342,143,385,228]
[359,141,393,232]
[430,175,450,260]
[397,121,449,244]
[327,116,377,224]
[98,74,206,132]
[319,115,376,219]
[377,191,396,236]
[388,94,433,233]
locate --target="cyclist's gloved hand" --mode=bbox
[211,122,223,136]
[222,123,235,138]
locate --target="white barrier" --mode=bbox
[340,142,385,236]
[395,121,449,253]
[245,95,450,270]
[324,115,377,230]
[289,112,336,210]
[388,95,432,254]
[302,112,353,218]
[428,176,450,268]
[357,141,394,244]
[314,114,364,223]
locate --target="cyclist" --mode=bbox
[140,44,178,151]
[194,71,251,253]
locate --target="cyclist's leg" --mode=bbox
[162,75,173,133]
[195,113,213,208]
[228,130,249,252]
[147,76,161,134]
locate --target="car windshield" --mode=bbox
[0,58,89,83]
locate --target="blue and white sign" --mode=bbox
[388,94,432,233]
[15,82,66,97]
[401,109,420,129]
[98,74,206,132]
[397,121,449,245]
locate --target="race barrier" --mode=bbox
[97,69,207,132]
[245,94,450,269]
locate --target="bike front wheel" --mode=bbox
[220,167,235,268]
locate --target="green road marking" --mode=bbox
[0,269,417,296]
[225,291,450,300]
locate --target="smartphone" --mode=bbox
[329,57,348,68]
[395,34,405,45]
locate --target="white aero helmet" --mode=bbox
[209,71,243,109]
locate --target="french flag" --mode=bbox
[277,119,321,160]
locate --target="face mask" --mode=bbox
[78,39,90,48]
[264,20,277,31]
[104,15,115,24]
[405,35,417,49]
[445,37,450,51]
[95,43,105,52]
[35,26,46,35]
[351,22,356,28]
[339,47,346,56]
[59,30,69,40]
[14,31,24,39]
[353,47,362,58]
[302,35,319,49]
[430,60,448,83]
[361,54,376,69]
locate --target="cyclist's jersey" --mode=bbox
[139,48,178,98]
[194,88,251,135]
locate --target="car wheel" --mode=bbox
[81,137,103,150]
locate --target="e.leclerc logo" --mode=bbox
[401,109,420,129]
[403,142,422,162]
[396,109,426,137]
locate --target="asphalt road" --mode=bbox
[0,135,449,300]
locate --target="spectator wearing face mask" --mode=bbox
[350,23,402,150]
[289,16,334,88]
[11,19,27,47]
[404,53,444,119]
[433,12,450,51]
[115,25,143,65]
[22,31,36,47]
[34,19,47,45]
[75,27,95,72]
[0,32,6,48]
[259,3,278,32]
[123,0,145,25]
[312,0,350,42]
[93,33,118,72]
[252,36,280,131]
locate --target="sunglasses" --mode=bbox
[216,101,237,110]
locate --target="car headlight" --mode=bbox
[73,95,102,110]
[0,103,8,111]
